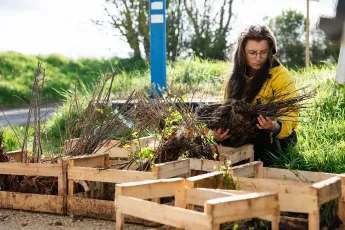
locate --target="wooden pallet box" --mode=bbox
[67,136,254,166]
[186,161,345,230]
[0,153,67,215]
[114,178,280,230]
[67,153,191,221]
[187,144,254,173]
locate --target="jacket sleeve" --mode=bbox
[271,68,299,139]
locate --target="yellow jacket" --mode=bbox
[250,58,299,139]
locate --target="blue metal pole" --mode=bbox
[149,0,167,97]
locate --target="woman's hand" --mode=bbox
[213,128,230,142]
[256,115,277,131]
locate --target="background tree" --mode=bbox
[94,0,234,61]
[183,0,235,60]
[265,10,340,68]
[93,0,185,61]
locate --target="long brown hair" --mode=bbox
[224,25,278,103]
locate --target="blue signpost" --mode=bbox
[149,0,167,97]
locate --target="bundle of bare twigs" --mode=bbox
[20,62,46,163]
[63,71,134,156]
[121,84,315,171]
[196,86,315,147]
[125,90,217,167]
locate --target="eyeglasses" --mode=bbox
[246,50,269,59]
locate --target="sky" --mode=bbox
[0,0,339,59]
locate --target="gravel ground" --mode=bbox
[0,209,169,230]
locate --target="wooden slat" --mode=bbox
[116,178,183,199]
[108,160,138,170]
[153,159,190,179]
[0,191,63,214]
[338,176,345,224]
[186,187,249,206]
[6,150,23,162]
[104,147,130,158]
[68,197,162,228]
[68,166,157,183]
[312,176,342,205]
[264,167,339,183]
[218,144,254,165]
[115,195,212,230]
[205,192,279,224]
[234,177,312,194]
[235,177,318,213]
[175,180,186,209]
[230,161,263,178]
[130,136,159,152]
[186,171,223,189]
[189,158,224,172]
[68,197,115,220]
[0,162,61,177]
[69,153,107,168]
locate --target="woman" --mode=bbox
[213,24,298,166]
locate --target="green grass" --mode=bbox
[268,63,345,174]
[0,52,228,108]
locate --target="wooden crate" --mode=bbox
[0,157,67,214]
[69,136,254,166]
[186,161,345,230]
[185,144,254,174]
[115,178,280,230]
[67,153,191,220]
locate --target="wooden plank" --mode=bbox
[205,192,279,224]
[108,147,130,158]
[212,144,252,156]
[264,167,339,183]
[115,195,212,230]
[102,139,121,148]
[0,162,61,177]
[69,153,107,168]
[189,158,224,172]
[175,180,186,209]
[153,159,190,179]
[108,160,138,170]
[64,138,80,149]
[116,178,183,199]
[130,136,159,152]
[186,171,223,189]
[0,191,63,214]
[338,176,345,224]
[230,161,263,178]
[312,176,342,205]
[308,212,320,230]
[6,150,23,162]
[68,197,115,220]
[68,166,157,183]
[218,144,254,165]
[235,177,318,213]
[186,187,248,206]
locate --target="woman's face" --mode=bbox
[244,39,269,70]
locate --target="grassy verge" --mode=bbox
[0,52,228,108]
[269,63,345,174]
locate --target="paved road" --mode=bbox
[0,98,220,128]
[0,105,61,127]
